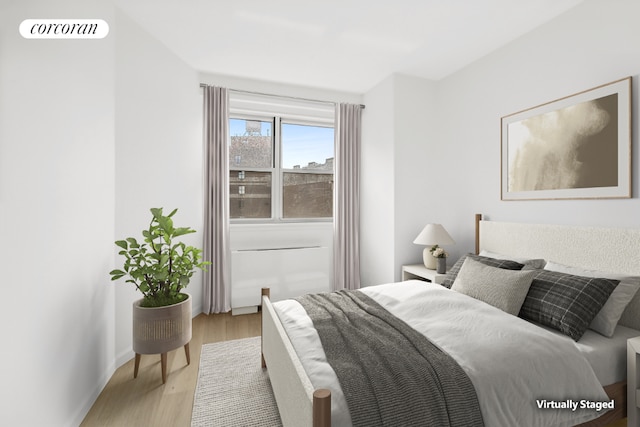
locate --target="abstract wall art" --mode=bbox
[501,77,631,200]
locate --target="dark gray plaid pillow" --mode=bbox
[441,254,524,288]
[519,270,619,341]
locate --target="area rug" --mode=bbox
[191,337,283,427]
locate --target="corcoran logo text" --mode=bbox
[20,19,109,39]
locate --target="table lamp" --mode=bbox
[413,223,455,269]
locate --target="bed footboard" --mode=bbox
[261,288,331,427]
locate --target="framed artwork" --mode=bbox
[501,77,631,201]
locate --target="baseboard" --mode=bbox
[66,359,118,427]
[116,347,135,368]
[232,305,258,316]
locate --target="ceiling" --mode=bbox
[114,0,584,94]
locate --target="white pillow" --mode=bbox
[479,250,546,270]
[544,261,640,337]
[451,257,537,316]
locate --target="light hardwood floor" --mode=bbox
[81,312,261,427]
[82,311,628,427]
[606,417,626,427]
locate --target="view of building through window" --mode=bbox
[229,118,334,220]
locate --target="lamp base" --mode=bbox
[423,247,436,270]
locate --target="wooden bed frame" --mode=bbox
[261,214,640,427]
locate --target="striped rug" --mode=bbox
[191,337,282,427]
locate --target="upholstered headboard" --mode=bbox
[475,214,640,330]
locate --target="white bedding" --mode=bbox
[273,281,613,427]
[541,322,639,386]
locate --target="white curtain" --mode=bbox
[202,85,231,313]
[333,103,362,291]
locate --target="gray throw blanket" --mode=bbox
[296,290,484,427]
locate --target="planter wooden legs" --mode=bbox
[160,352,167,384]
[133,343,191,384]
[184,342,190,364]
[134,353,141,378]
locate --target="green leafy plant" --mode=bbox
[109,208,210,307]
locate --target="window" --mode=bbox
[229,118,334,221]
[229,119,273,219]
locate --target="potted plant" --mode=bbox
[109,207,209,383]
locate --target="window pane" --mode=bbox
[229,118,273,168]
[230,171,271,218]
[282,123,334,170]
[283,172,333,218]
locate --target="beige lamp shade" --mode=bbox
[413,224,455,269]
[413,223,455,246]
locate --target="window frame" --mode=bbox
[229,114,334,224]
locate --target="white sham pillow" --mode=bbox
[544,261,640,337]
[451,257,537,316]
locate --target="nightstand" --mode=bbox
[628,336,640,425]
[401,264,447,284]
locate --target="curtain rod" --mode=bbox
[199,83,365,110]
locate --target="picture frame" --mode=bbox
[501,77,632,201]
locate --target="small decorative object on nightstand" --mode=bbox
[413,223,455,270]
[432,246,448,274]
[627,336,640,425]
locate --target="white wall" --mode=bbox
[0,1,116,426]
[361,74,437,285]
[114,9,202,365]
[361,76,396,285]
[392,75,439,278]
[199,72,363,106]
[431,0,640,263]
[0,5,208,425]
[361,0,640,286]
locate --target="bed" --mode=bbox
[260,214,640,426]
